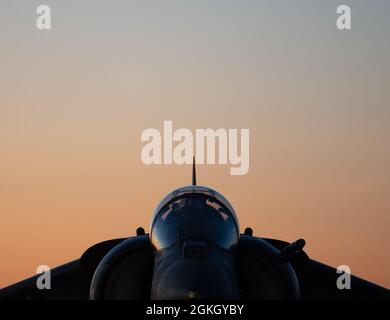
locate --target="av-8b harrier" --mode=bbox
[1,161,389,300]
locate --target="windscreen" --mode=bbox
[151,194,239,250]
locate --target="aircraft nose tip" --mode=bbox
[151,257,238,300]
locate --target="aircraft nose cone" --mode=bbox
[151,257,238,300]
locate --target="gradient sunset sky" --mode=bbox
[1,0,389,289]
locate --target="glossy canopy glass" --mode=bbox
[150,186,239,250]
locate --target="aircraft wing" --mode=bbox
[1,235,389,300]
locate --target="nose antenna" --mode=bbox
[192,156,197,186]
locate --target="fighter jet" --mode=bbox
[1,161,389,300]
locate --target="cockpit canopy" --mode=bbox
[150,186,240,250]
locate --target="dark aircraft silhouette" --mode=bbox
[1,161,389,300]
